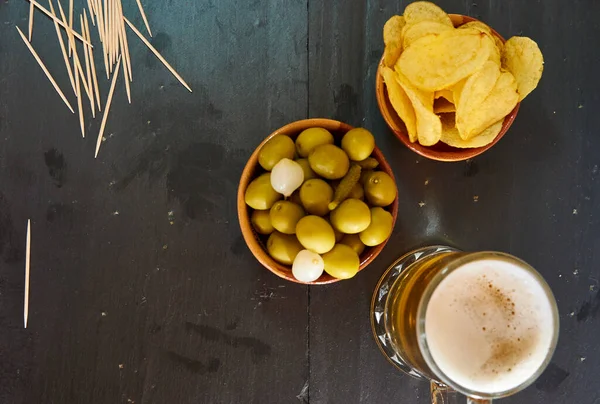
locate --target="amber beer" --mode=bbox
[372,247,559,402]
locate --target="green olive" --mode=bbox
[269,201,305,234]
[359,207,393,247]
[322,244,360,279]
[251,210,274,235]
[295,127,334,157]
[296,215,335,254]
[267,232,303,265]
[330,199,371,234]
[258,135,295,171]
[245,173,282,210]
[341,128,375,161]
[295,158,317,180]
[308,144,350,180]
[364,171,397,207]
[339,233,366,256]
[299,179,334,216]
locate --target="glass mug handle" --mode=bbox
[430,382,491,404]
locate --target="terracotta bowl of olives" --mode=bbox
[237,118,399,285]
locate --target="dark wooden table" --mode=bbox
[1,0,598,403]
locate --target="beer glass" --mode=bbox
[371,246,559,403]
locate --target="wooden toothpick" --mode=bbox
[116,0,132,80]
[86,0,95,26]
[26,0,92,47]
[16,26,74,113]
[28,1,34,41]
[57,2,92,102]
[68,0,73,55]
[24,220,31,329]
[118,25,131,103]
[48,0,76,95]
[95,55,121,158]
[75,54,85,138]
[84,12,102,111]
[73,43,93,116]
[124,17,192,92]
[95,0,110,79]
[56,0,75,60]
[81,13,95,118]
[134,0,152,37]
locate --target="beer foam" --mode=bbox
[424,258,556,394]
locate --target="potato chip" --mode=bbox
[383,15,405,45]
[396,71,441,146]
[488,43,502,66]
[435,89,454,103]
[451,79,466,107]
[383,43,402,68]
[381,67,418,142]
[397,28,492,91]
[403,1,453,27]
[501,36,544,101]
[440,113,502,148]
[402,21,453,50]
[456,61,501,137]
[434,97,455,114]
[459,21,501,65]
[459,21,492,36]
[457,70,519,140]
[383,15,406,67]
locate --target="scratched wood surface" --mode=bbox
[0,0,599,403]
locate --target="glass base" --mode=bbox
[370,245,459,380]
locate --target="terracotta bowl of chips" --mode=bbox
[237,118,399,285]
[376,14,520,162]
